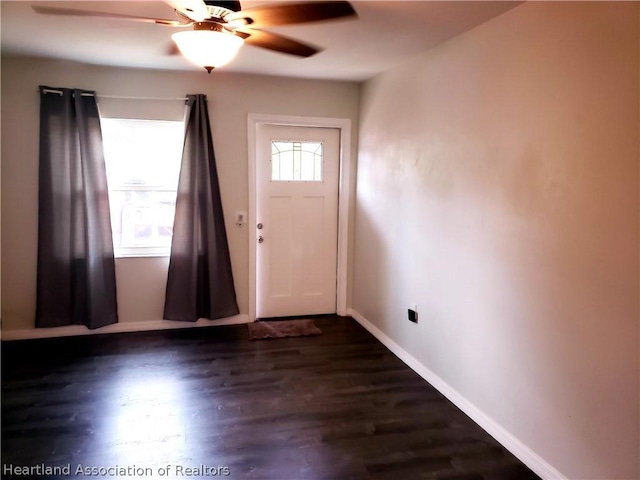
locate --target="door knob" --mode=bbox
[258,236,264,244]
[257,223,263,230]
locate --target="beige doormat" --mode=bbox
[247,319,322,340]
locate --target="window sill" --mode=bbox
[115,251,171,259]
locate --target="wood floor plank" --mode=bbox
[1,316,540,479]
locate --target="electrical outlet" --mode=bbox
[408,304,418,323]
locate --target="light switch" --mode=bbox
[235,211,247,226]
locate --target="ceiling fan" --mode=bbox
[32,0,358,73]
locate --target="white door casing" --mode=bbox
[248,114,352,322]
[255,125,339,318]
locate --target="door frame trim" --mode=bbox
[247,114,352,321]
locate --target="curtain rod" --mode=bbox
[40,88,187,101]
[100,94,188,101]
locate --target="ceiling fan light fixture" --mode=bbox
[172,29,244,73]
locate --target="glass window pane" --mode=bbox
[102,119,183,189]
[271,141,323,182]
[109,190,177,249]
[102,118,183,255]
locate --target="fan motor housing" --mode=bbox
[193,21,226,31]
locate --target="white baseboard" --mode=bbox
[348,308,567,480]
[0,314,251,341]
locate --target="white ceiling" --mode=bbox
[1,1,522,82]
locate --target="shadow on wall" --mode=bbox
[351,198,392,329]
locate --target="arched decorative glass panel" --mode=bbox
[271,141,323,182]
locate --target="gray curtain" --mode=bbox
[36,86,118,330]
[164,94,239,321]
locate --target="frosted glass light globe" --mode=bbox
[172,30,244,73]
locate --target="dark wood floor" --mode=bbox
[2,316,540,480]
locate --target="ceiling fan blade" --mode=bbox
[31,5,189,26]
[164,0,209,22]
[240,29,320,57]
[226,1,356,27]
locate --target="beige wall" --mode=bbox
[353,2,638,479]
[1,56,360,331]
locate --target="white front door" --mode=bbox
[255,124,340,319]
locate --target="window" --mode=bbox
[271,140,323,182]
[102,118,184,257]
